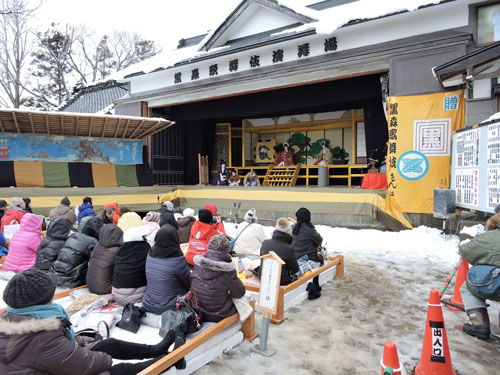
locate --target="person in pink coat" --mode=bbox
[2,213,43,272]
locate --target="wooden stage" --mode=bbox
[0,185,411,230]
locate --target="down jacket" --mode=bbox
[177,216,196,244]
[191,250,245,322]
[35,217,72,272]
[48,205,77,225]
[142,224,191,314]
[260,230,300,286]
[2,214,42,273]
[87,224,123,295]
[291,223,323,263]
[185,221,221,265]
[0,311,112,375]
[233,222,267,256]
[0,207,25,234]
[77,203,96,224]
[158,207,178,229]
[51,217,100,288]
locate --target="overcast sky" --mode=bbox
[35,0,241,50]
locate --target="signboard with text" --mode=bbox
[258,252,284,315]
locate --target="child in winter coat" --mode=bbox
[35,217,72,272]
[2,213,42,272]
[191,235,245,322]
[112,227,151,306]
[185,209,222,265]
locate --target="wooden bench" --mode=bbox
[244,255,344,324]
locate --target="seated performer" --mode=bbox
[243,170,260,186]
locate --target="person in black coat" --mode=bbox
[87,224,124,295]
[158,201,178,229]
[260,217,300,286]
[142,224,191,315]
[112,227,151,306]
[50,216,101,288]
[292,207,323,264]
[35,217,72,272]
[190,235,245,322]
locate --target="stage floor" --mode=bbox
[0,185,410,230]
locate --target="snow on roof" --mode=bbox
[114,0,447,80]
[480,111,500,123]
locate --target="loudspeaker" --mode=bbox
[433,188,456,219]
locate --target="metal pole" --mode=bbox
[259,315,270,352]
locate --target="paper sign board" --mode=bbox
[258,251,284,315]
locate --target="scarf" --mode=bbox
[7,303,75,342]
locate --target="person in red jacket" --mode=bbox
[204,204,226,236]
[0,197,26,234]
[104,202,120,224]
[185,209,222,266]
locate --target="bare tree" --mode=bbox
[0,0,38,108]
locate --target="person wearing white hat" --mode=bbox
[232,208,266,256]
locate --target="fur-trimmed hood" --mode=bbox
[0,314,63,363]
[194,250,235,273]
[486,214,500,231]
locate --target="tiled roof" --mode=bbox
[61,81,128,114]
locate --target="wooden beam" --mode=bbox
[45,114,50,135]
[0,118,5,132]
[139,314,240,375]
[129,120,145,139]
[28,113,35,133]
[137,120,162,139]
[114,119,122,138]
[12,112,20,133]
[75,116,79,136]
[88,117,93,137]
[60,114,64,134]
[122,119,131,139]
[101,118,108,137]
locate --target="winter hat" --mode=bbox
[244,208,257,223]
[83,196,92,204]
[11,197,23,207]
[486,214,500,231]
[144,211,160,223]
[0,199,7,208]
[61,197,71,206]
[183,208,195,218]
[198,209,213,224]
[275,217,292,236]
[123,226,145,242]
[204,204,219,217]
[162,201,174,212]
[296,207,311,223]
[3,269,58,309]
[208,234,230,253]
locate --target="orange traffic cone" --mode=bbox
[415,289,456,375]
[380,341,402,375]
[443,261,469,311]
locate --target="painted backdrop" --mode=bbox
[386,90,465,214]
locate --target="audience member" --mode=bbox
[97,206,116,225]
[185,209,220,266]
[35,217,72,272]
[177,208,196,244]
[49,197,77,225]
[140,211,161,247]
[87,224,124,295]
[190,235,245,322]
[142,224,191,315]
[22,198,33,213]
[260,218,299,285]
[104,202,120,224]
[0,197,26,233]
[2,213,43,273]
[292,207,323,266]
[233,208,266,256]
[0,199,7,221]
[51,216,101,288]
[77,197,96,223]
[0,232,7,256]
[204,203,226,235]
[117,209,142,233]
[112,227,150,306]
[0,269,182,374]
[158,201,178,229]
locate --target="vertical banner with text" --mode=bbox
[386,90,465,214]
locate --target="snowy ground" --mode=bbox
[1,223,499,374]
[196,223,500,375]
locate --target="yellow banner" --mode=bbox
[386,90,465,214]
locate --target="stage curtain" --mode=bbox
[42,162,70,187]
[14,161,44,187]
[92,164,118,187]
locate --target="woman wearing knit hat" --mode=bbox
[259,217,300,285]
[233,208,267,256]
[140,211,161,247]
[190,235,245,322]
[177,208,196,244]
[0,269,184,374]
[185,209,222,266]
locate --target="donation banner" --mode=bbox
[0,133,142,165]
[386,90,465,214]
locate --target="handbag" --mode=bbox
[175,291,202,333]
[467,265,500,300]
[75,320,110,347]
[116,304,145,334]
[316,245,325,265]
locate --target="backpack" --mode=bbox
[466,265,500,300]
